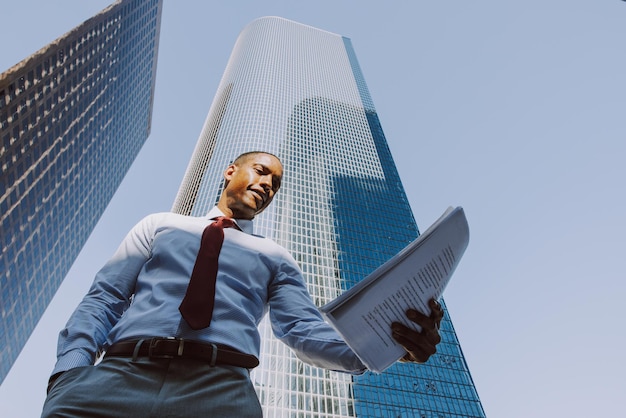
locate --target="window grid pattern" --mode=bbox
[171,16,484,417]
[0,0,163,383]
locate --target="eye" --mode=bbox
[272,178,281,192]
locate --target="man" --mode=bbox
[42,151,443,417]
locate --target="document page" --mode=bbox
[320,207,469,373]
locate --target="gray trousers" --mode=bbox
[41,356,262,417]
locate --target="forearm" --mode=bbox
[269,254,367,374]
[282,321,366,374]
[51,215,154,375]
[52,266,134,374]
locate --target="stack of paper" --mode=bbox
[320,206,470,373]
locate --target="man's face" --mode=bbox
[220,153,283,219]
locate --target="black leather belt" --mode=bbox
[105,338,259,369]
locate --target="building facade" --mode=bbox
[0,0,163,383]
[173,16,485,417]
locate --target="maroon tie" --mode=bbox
[179,216,237,330]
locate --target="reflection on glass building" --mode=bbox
[0,0,163,383]
[173,16,485,417]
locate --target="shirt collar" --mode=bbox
[206,206,254,235]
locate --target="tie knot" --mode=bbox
[212,216,238,230]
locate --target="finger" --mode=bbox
[392,323,440,349]
[405,348,435,364]
[399,352,413,363]
[429,298,444,323]
[392,327,437,363]
[406,309,439,335]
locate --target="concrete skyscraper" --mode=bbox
[174,17,485,417]
[0,0,163,383]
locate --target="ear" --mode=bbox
[223,164,237,184]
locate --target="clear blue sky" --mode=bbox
[1,1,625,416]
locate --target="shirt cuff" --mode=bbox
[51,350,93,376]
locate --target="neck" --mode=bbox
[216,201,255,220]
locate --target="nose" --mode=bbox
[259,175,272,193]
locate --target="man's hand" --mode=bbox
[391,298,444,363]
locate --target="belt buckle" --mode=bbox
[148,337,185,359]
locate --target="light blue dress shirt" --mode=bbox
[52,207,366,375]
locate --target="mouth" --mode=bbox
[249,189,267,207]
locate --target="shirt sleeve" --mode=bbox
[50,214,157,376]
[267,252,367,374]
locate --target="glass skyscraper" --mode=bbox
[0,0,163,383]
[173,16,484,417]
